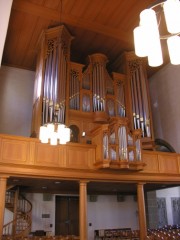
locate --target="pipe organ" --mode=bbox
[31,25,153,170]
[123,52,154,150]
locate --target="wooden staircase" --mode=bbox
[3,189,32,239]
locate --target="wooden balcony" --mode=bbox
[0,134,180,184]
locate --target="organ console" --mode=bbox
[31,25,153,170]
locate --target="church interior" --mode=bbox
[0,0,180,239]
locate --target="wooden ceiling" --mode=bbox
[2,0,169,77]
[7,176,179,195]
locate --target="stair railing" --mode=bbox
[3,190,32,239]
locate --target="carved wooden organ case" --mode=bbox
[31,25,153,170]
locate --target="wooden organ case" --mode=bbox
[31,25,154,171]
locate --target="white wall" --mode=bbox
[25,193,139,240]
[0,66,35,137]
[156,186,180,225]
[87,195,139,240]
[149,64,180,153]
[26,193,55,235]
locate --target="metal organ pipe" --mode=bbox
[130,75,137,129]
[135,69,144,136]
[93,64,97,112]
[129,58,151,138]
[103,134,108,159]
[90,54,108,113]
[139,65,151,137]
[119,126,128,160]
[131,71,140,129]
[119,82,125,117]
[41,35,69,126]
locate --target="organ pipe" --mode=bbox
[129,59,151,138]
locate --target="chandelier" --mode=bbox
[39,123,71,145]
[133,0,180,67]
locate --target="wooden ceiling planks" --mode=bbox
[2,0,168,76]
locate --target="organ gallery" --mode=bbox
[31,25,153,171]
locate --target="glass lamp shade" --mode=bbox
[57,124,71,144]
[47,123,54,138]
[140,9,158,29]
[50,131,58,145]
[133,26,148,57]
[57,124,65,140]
[39,123,70,145]
[64,127,71,142]
[147,27,163,67]
[163,0,180,34]
[39,126,48,143]
[134,8,163,66]
[167,36,180,65]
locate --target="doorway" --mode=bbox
[55,196,79,236]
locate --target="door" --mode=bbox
[55,196,79,236]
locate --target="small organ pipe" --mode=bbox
[103,134,108,159]
[135,69,144,136]
[44,56,49,99]
[130,74,137,129]
[139,65,151,137]
[42,97,46,125]
[51,45,56,103]
[53,45,58,104]
[132,72,140,129]
[45,99,49,124]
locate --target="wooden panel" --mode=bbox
[142,152,159,173]
[3,0,161,78]
[35,143,61,167]
[158,154,180,174]
[0,139,29,164]
[66,146,94,169]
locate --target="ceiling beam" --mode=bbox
[12,0,132,46]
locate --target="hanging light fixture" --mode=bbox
[133,0,180,67]
[39,123,71,145]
